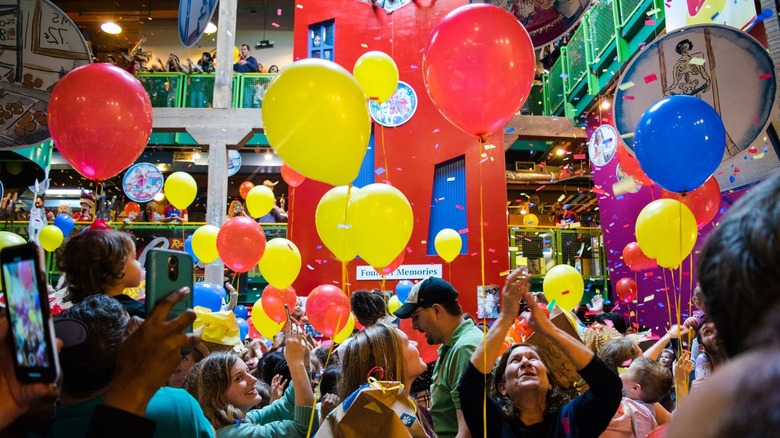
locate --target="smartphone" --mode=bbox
[145,249,194,332]
[1,242,60,383]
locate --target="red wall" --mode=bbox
[288,0,509,315]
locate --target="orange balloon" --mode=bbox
[239,181,255,200]
[124,202,140,215]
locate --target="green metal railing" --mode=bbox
[136,73,185,108]
[508,226,609,303]
[1,221,287,304]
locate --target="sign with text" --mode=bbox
[356,264,442,280]
[178,0,217,47]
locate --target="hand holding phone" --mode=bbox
[145,249,194,332]
[1,242,60,383]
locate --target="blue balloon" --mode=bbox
[183,235,200,264]
[634,95,725,193]
[193,282,224,311]
[395,280,414,302]
[234,304,248,320]
[53,213,75,235]
[236,317,249,341]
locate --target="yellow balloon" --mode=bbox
[258,238,301,289]
[233,46,240,63]
[388,295,403,317]
[263,58,371,186]
[346,183,413,268]
[434,228,462,263]
[192,225,220,264]
[543,264,584,312]
[39,225,64,252]
[332,313,355,344]
[635,199,697,269]
[315,186,359,262]
[353,51,399,103]
[246,185,275,218]
[251,299,284,338]
[523,214,539,226]
[164,172,197,210]
[0,232,26,290]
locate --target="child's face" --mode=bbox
[122,243,143,289]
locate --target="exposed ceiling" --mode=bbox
[52,0,295,54]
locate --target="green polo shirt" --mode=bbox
[430,319,484,438]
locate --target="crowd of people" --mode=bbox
[1,172,780,437]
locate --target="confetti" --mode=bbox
[760,73,773,80]
[689,57,706,65]
[505,127,516,134]
[374,167,386,175]
[622,95,635,101]
[643,294,655,302]
[458,228,469,234]
[573,154,586,160]
[646,8,661,15]
[271,22,280,28]
[645,19,656,25]
[446,177,456,182]
[277,8,282,15]
[643,73,658,84]
[620,132,635,139]
[618,81,636,91]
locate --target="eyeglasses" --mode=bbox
[411,307,428,323]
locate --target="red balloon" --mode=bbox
[281,163,306,188]
[661,176,721,229]
[646,424,667,438]
[124,202,140,216]
[261,285,297,323]
[399,318,439,364]
[217,217,267,273]
[239,181,255,200]
[616,142,654,187]
[622,241,657,272]
[615,278,638,303]
[373,250,405,276]
[49,64,152,180]
[306,285,350,337]
[423,4,535,136]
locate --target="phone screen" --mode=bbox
[3,256,52,374]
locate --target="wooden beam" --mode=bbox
[152,108,263,146]
[503,114,587,150]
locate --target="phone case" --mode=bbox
[0,242,61,383]
[145,249,194,328]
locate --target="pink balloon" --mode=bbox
[306,285,350,337]
[423,4,535,137]
[281,163,306,188]
[261,285,297,323]
[661,177,721,229]
[217,217,267,273]
[48,64,152,181]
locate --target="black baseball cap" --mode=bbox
[394,277,459,319]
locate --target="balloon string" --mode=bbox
[342,261,348,297]
[478,137,488,438]
[288,186,295,240]
[448,262,452,283]
[688,256,694,317]
[381,125,390,183]
[307,327,339,438]
[662,268,673,331]
[381,275,386,292]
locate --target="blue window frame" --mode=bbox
[427,156,467,255]
[308,20,334,61]
[352,129,375,188]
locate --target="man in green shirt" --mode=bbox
[396,277,484,438]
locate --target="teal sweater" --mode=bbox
[216,384,318,438]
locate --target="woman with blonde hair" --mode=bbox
[185,326,316,437]
[322,323,435,437]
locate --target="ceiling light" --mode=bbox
[555,148,565,156]
[153,192,166,202]
[264,150,274,161]
[600,99,611,110]
[204,22,217,34]
[101,21,122,34]
[192,150,201,160]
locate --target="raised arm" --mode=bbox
[469,268,528,373]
